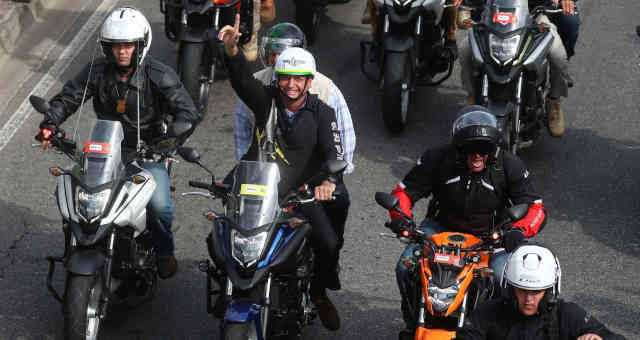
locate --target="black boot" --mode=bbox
[157,255,178,279]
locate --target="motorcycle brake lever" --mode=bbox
[181,191,215,199]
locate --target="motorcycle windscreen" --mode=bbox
[484,0,529,34]
[81,120,125,188]
[227,161,280,231]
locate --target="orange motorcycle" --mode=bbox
[375,192,528,340]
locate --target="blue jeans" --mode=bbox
[550,6,581,59]
[141,162,175,257]
[395,218,508,327]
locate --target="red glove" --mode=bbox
[511,202,546,237]
[389,184,413,219]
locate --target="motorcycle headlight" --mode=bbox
[489,33,521,64]
[428,284,459,314]
[77,188,111,222]
[231,230,268,267]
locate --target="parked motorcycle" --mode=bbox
[160,0,255,118]
[179,146,347,340]
[374,192,528,340]
[360,0,458,133]
[465,0,562,153]
[31,95,191,340]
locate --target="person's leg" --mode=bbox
[395,219,445,329]
[141,161,177,278]
[323,183,350,254]
[550,6,581,60]
[537,14,569,137]
[458,36,475,104]
[299,204,341,330]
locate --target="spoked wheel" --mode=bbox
[64,274,105,340]
[178,42,214,119]
[223,322,260,340]
[382,52,412,133]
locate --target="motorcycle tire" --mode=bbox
[178,42,214,120]
[382,52,411,133]
[295,1,321,45]
[64,274,104,340]
[223,321,260,340]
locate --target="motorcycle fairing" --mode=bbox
[375,0,445,22]
[224,299,264,340]
[420,232,489,317]
[227,161,280,231]
[414,327,456,340]
[482,0,531,35]
[210,217,311,290]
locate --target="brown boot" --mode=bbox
[546,97,566,137]
[311,287,340,330]
[157,255,178,279]
[361,0,373,25]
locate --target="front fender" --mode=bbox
[66,248,105,276]
[383,34,414,52]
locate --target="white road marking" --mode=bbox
[0,0,119,152]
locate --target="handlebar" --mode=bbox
[189,180,210,190]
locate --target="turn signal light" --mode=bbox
[49,167,64,177]
[402,230,410,237]
[205,211,216,222]
[491,232,500,240]
[477,267,494,278]
[131,175,146,184]
[288,217,304,228]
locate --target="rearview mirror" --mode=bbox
[506,204,529,222]
[322,160,348,175]
[375,192,399,210]
[168,120,193,137]
[177,146,201,163]
[29,95,50,114]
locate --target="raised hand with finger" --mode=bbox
[218,13,243,57]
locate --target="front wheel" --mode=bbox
[223,322,260,340]
[178,42,214,120]
[382,52,412,133]
[64,274,105,340]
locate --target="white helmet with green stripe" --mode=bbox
[274,47,316,77]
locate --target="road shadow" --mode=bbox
[518,128,640,258]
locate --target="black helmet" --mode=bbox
[259,23,306,67]
[452,105,500,155]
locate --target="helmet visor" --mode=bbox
[259,37,305,67]
[452,110,498,136]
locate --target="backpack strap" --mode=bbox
[489,149,508,206]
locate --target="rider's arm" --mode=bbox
[46,60,99,126]
[327,83,356,175]
[390,146,446,218]
[316,103,344,183]
[224,50,272,127]
[234,99,254,160]
[150,61,201,124]
[560,301,627,340]
[455,299,500,340]
[503,152,547,237]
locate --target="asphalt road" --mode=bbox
[0,0,638,339]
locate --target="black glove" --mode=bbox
[503,228,525,252]
[388,218,408,235]
[442,40,459,61]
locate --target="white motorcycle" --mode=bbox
[30,95,190,340]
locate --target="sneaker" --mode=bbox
[546,97,566,137]
[311,287,340,330]
[157,255,178,279]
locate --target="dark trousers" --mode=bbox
[550,5,581,59]
[299,183,350,290]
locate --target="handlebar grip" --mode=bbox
[188,181,210,190]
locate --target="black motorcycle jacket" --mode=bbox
[392,144,544,235]
[456,297,626,340]
[224,50,344,196]
[44,56,200,149]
